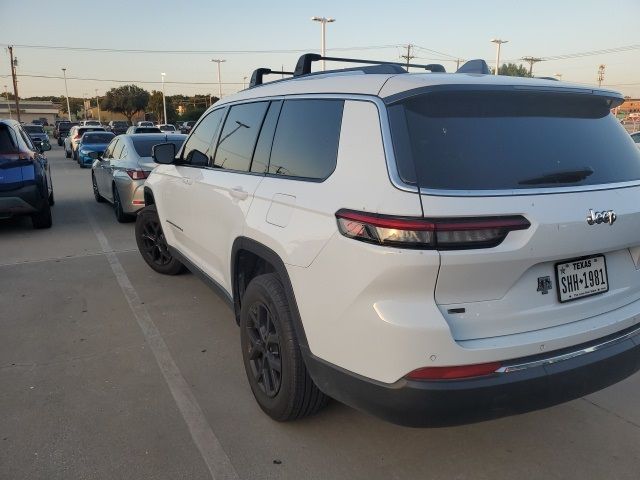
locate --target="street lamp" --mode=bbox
[311,16,335,71]
[490,38,508,76]
[210,59,226,101]
[4,85,11,119]
[243,76,247,89]
[161,72,167,125]
[95,89,101,123]
[83,92,88,120]
[61,67,72,121]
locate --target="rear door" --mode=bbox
[0,124,29,193]
[387,88,640,341]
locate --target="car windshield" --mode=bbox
[113,121,127,126]
[79,128,104,135]
[24,125,45,134]
[82,133,115,144]
[132,137,185,157]
[159,125,175,131]
[388,90,640,190]
[135,127,162,133]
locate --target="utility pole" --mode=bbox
[243,76,247,89]
[522,56,543,76]
[8,46,21,122]
[210,59,226,101]
[83,93,88,120]
[490,39,508,75]
[4,85,11,119]
[597,64,606,87]
[95,89,101,123]
[161,73,167,124]
[400,44,415,71]
[61,68,72,121]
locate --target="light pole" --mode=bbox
[243,76,247,89]
[161,72,167,124]
[210,59,225,101]
[61,67,72,121]
[490,38,508,75]
[95,89,101,123]
[311,16,335,71]
[4,85,11,119]
[83,93,87,120]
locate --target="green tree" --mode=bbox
[148,90,178,124]
[496,63,532,77]
[57,97,85,117]
[101,85,150,124]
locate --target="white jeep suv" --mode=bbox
[135,54,640,426]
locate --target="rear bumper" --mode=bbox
[0,185,44,216]
[303,324,640,427]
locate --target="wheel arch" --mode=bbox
[231,237,309,349]
[143,186,155,206]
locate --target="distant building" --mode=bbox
[0,100,60,124]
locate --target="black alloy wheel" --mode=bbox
[92,174,104,202]
[135,205,183,275]
[245,301,282,398]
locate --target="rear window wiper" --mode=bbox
[518,167,594,186]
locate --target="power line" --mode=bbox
[0,43,401,55]
[504,43,640,63]
[1,73,245,85]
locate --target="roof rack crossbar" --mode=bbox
[249,68,294,88]
[293,53,445,76]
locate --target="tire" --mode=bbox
[113,185,134,223]
[92,174,104,203]
[240,273,328,421]
[65,147,71,158]
[135,204,183,275]
[31,200,52,229]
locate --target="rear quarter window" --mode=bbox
[267,99,344,180]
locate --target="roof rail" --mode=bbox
[455,59,491,75]
[249,68,294,88]
[293,53,446,77]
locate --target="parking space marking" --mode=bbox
[84,207,239,480]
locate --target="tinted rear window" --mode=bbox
[113,121,128,127]
[83,133,114,144]
[135,127,162,133]
[79,128,104,135]
[132,137,186,157]
[24,125,44,133]
[388,90,640,190]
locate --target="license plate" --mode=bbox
[555,255,609,303]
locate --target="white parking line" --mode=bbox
[85,207,239,480]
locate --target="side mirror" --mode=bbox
[89,151,100,160]
[152,142,176,164]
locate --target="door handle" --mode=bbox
[230,186,249,200]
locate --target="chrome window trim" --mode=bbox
[419,181,640,197]
[496,324,640,373]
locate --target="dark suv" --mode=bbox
[107,120,129,135]
[55,121,78,146]
[0,119,54,228]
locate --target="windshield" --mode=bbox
[24,125,45,134]
[135,127,162,134]
[132,137,185,157]
[388,90,640,190]
[112,121,128,127]
[79,127,105,135]
[159,125,175,131]
[82,133,115,144]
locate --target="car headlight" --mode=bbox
[79,150,90,156]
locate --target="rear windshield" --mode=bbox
[159,125,175,131]
[388,90,640,190]
[60,122,78,130]
[112,121,128,126]
[135,127,162,134]
[132,137,185,157]
[83,132,114,144]
[24,125,45,134]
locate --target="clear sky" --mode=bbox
[1,0,639,99]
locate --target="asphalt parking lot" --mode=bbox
[1,144,640,480]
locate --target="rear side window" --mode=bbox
[213,102,268,171]
[388,90,640,190]
[182,108,225,166]
[0,125,17,151]
[268,99,343,180]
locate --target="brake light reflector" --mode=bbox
[406,362,502,380]
[125,169,149,180]
[335,210,529,250]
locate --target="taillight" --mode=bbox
[406,362,502,380]
[335,210,530,250]
[125,169,149,180]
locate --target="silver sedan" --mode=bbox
[91,133,187,222]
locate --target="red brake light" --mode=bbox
[125,169,149,180]
[335,210,530,250]
[406,362,502,380]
